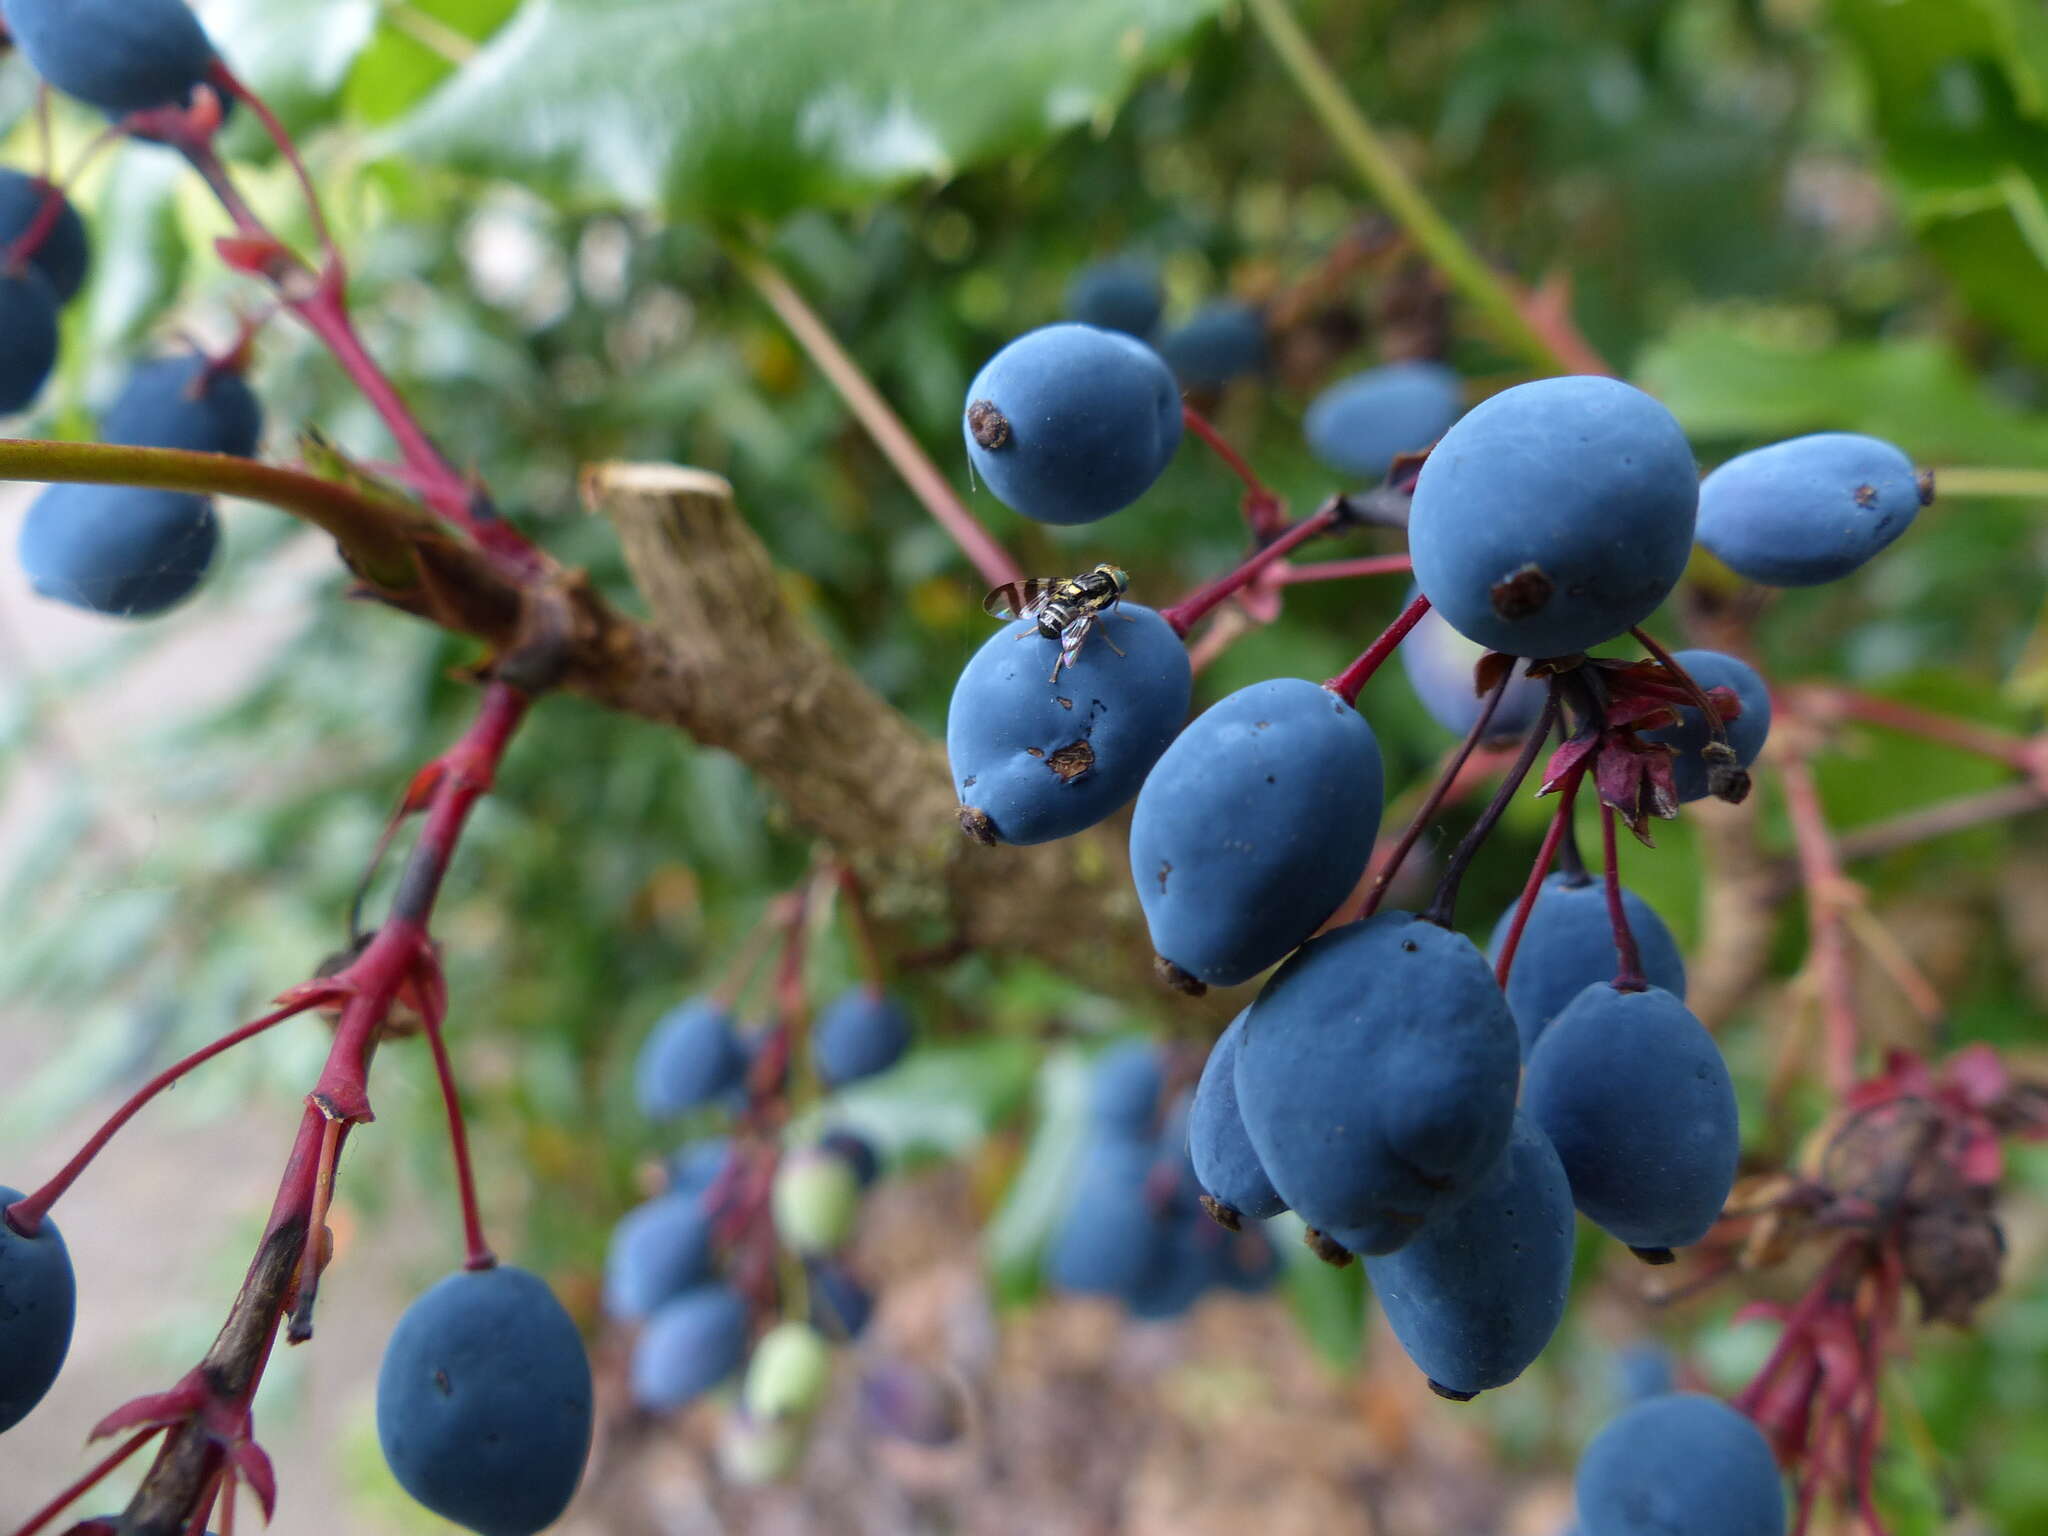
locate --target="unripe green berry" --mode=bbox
[718,1409,806,1485]
[772,1148,860,1255]
[742,1321,833,1422]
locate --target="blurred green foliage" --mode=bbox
[3,0,2048,1527]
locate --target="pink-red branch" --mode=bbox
[1359,669,1511,921]
[1182,402,1284,537]
[1789,685,2041,776]
[1600,801,1646,991]
[1781,753,1860,1094]
[1161,502,1343,636]
[1494,765,1587,989]
[1275,553,1413,585]
[1326,592,1431,705]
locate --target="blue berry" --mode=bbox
[1399,592,1550,742]
[603,1193,714,1322]
[630,1284,751,1411]
[1640,649,1771,804]
[1233,913,1520,1254]
[0,0,220,115]
[1486,873,1687,1057]
[948,603,1191,846]
[634,998,747,1119]
[1576,1394,1785,1536]
[0,269,59,413]
[805,1258,874,1341]
[963,323,1182,525]
[0,1191,75,1434]
[1129,678,1383,988]
[666,1137,732,1195]
[1188,1010,1286,1222]
[1365,1112,1575,1398]
[1613,1341,1677,1405]
[18,484,218,618]
[1065,258,1162,338]
[819,1127,881,1190]
[1044,1134,1161,1300]
[0,170,89,304]
[1523,984,1739,1252]
[1088,1040,1164,1136]
[102,353,263,458]
[1157,300,1267,388]
[375,1265,593,1536]
[812,988,912,1087]
[1697,432,1923,588]
[1303,361,1464,482]
[1408,376,1698,657]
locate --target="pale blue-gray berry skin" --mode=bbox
[1523,984,1740,1251]
[1157,301,1267,388]
[375,1265,593,1536]
[1065,259,1163,339]
[634,998,747,1119]
[1,0,219,116]
[947,604,1190,846]
[1486,873,1687,1057]
[1129,678,1384,988]
[1576,1393,1787,1536]
[1640,649,1772,803]
[0,1187,76,1434]
[1188,1011,1286,1221]
[1409,375,1698,657]
[1365,1112,1575,1396]
[1304,361,1464,482]
[1234,913,1519,1255]
[813,988,912,1086]
[962,324,1182,525]
[630,1284,750,1411]
[1399,592,1550,742]
[102,354,263,459]
[1697,432,1921,588]
[19,484,219,618]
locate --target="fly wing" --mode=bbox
[983,579,1053,621]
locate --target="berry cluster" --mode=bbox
[609,883,914,1483]
[947,262,1938,1532]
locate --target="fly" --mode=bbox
[982,563,1131,681]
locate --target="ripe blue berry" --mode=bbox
[948,603,1191,846]
[1233,913,1520,1254]
[102,353,263,458]
[0,1191,75,1434]
[1640,649,1772,804]
[1065,258,1162,338]
[819,1127,881,1190]
[1399,592,1549,742]
[375,1265,593,1536]
[1088,1039,1164,1136]
[1129,678,1384,988]
[630,1284,750,1411]
[0,269,59,413]
[1188,1010,1286,1222]
[1408,375,1698,657]
[18,484,219,618]
[0,0,220,115]
[1044,1134,1161,1300]
[963,323,1182,525]
[805,1258,874,1341]
[1576,1393,1786,1536]
[666,1137,732,1195]
[634,998,747,1119]
[1486,873,1687,1057]
[0,170,89,304]
[1697,432,1923,588]
[602,1192,714,1322]
[1303,361,1464,482]
[1365,1112,1575,1398]
[812,987,912,1087]
[1157,300,1267,388]
[1523,984,1739,1252]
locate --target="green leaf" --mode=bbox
[382,0,1231,216]
[343,0,526,126]
[1637,306,2048,465]
[208,0,382,139]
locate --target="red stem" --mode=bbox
[211,64,334,254]
[1600,802,1646,991]
[1493,767,1586,989]
[1359,669,1511,921]
[1,176,68,273]
[421,1001,495,1271]
[4,999,319,1236]
[834,865,889,996]
[1160,503,1342,636]
[1181,402,1283,536]
[8,1428,161,1536]
[1275,554,1414,585]
[1325,592,1431,705]
[1793,685,2037,772]
[1781,753,1859,1094]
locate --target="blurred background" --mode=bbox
[5,0,2048,1530]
